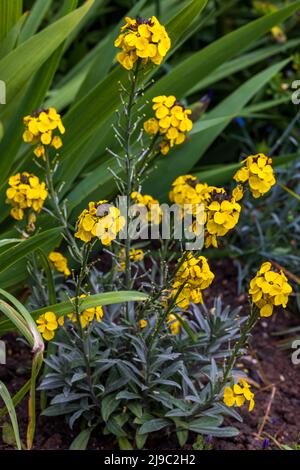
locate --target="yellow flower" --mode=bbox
[169,175,212,217]
[115,16,171,70]
[167,314,180,335]
[131,191,162,224]
[223,379,255,412]
[143,118,159,135]
[23,107,65,159]
[48,251,70,277]
[249,262,292,317]
[205,188,241,248]
[172,253,214,310]
[144,96,193,155]
[118,247,145,271]
[233,153,276,198]
[60,294,104,328]
[6,172,48,221]
[75,200,125,245]
[139,319,148,329]
[232,184,244,202]
[36,311,58,341]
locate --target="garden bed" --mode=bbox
[1,260,299,451]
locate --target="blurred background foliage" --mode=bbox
[0,0,299,300]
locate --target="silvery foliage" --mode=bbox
[40,297,244,446]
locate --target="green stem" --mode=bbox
[124,61,141,317]
[216,305,259,394]
[73,243,99,409]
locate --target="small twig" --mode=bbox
[257,385,276,438]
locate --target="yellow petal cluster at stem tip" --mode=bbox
[75,200,125,245]
[118,247,145,272]
[6,172,48,221]
[139,319,148,329]
[223,379,255,412]
[36,312,58,341]
[115,16,171,70]
[57,295,104,329]
[167,314,180,335]
[144,96,193,155]
[172,252,214,311]
[131,191,162,225]
[48,251,71,277]
[249,262,292,317]
[205,188,241,248]
[233,153,276,198]
[23,107,65,159]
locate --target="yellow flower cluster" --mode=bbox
[48,251,70,277]
[23,107,65,159]
[118,247,145,272]
[167,314,180,335]
[173,253,214,310]
[139,319,148,329]
[75,201,125,245]
[115,16,171,70]
[205,189,241,248]
[144,96,193,155]
[249,262,292,317]
[234,153,276,198]
[169,175,242,248]
[169,175,211,214]
[6,172,48,221]
[62,295,104,329]
[36,296,104,340]
[131,191,162,224]
[37,312,58,341]
[223,379,255,412]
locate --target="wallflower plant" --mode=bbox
[1,12,294,451]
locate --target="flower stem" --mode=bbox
[216,305,259,394]
[124,61,141,317]
[73,242,99,409]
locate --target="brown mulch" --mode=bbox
[0,260,299,450]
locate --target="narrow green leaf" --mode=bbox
[0,381,21,450]
[138,418,170,435]
[0,291,148,335]
[69,428,92,450]
[0,227,62,275]
[0,0,22,42]
[18,0,52,44]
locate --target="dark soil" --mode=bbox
[0,260,299,451]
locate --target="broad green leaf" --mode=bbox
[69,428,93,450]
[187,38,300,96]
[18,0,52,44]
[101,394,120,422]
[138,418,170,434]
[0,0,81,185]
[0,0,93,114]
[118,437,133,450]
[147,1,300,99]
[0,381,21,450]
[0,0,22,42]
[0,227,62,275]
[0,13,27,59]
[0,291,148,335]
